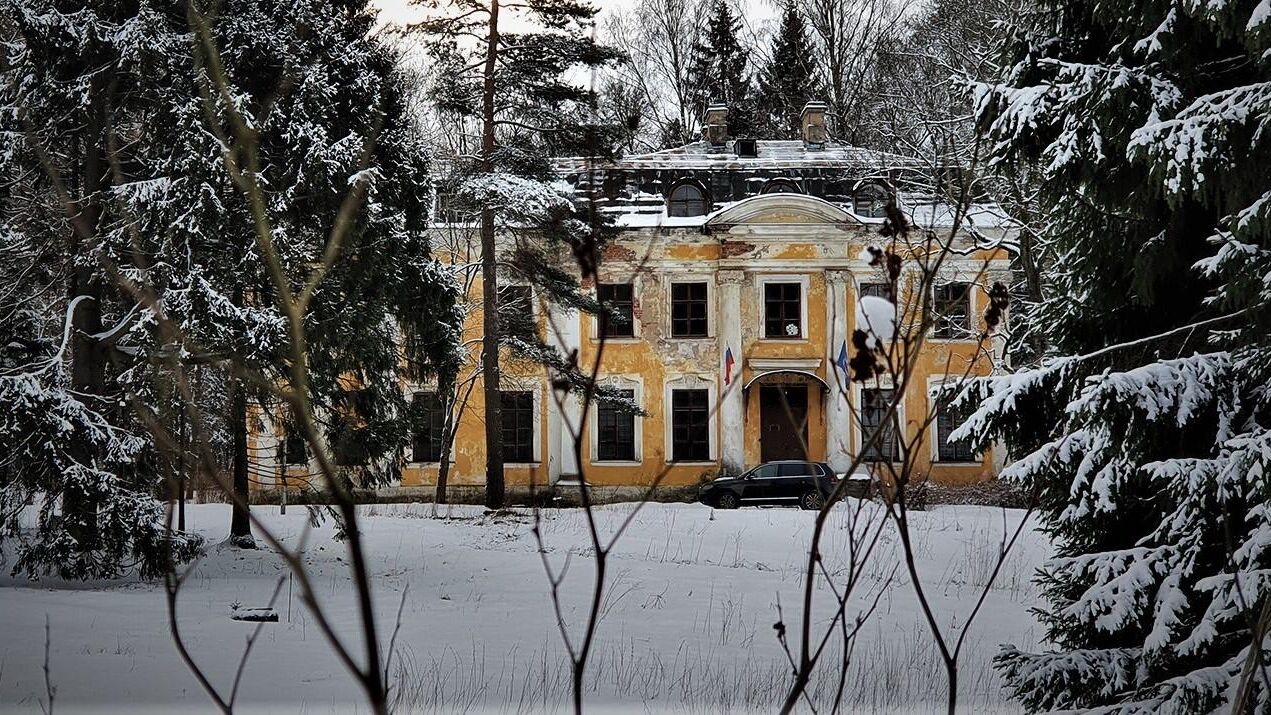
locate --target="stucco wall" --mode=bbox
[247,198,1013,493]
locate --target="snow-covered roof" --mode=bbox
[904,199,1021,232]
[553,139,1020,242]
[555,140,917,174]
[603,193,1020,233]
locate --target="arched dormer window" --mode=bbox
[852,183,890,218]
[667,181,710,217]
[761,179,802,195]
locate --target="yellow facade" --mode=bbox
[248,193,1012,495]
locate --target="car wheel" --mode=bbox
[800,490,824,511]
[716,492,740,510]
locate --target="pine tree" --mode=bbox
[415,1,623,509]
[958,0,1271,710]
[756,2,822,139]
[687,0,756,137]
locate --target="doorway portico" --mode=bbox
[707,193,859,476]
[741,360,830,467]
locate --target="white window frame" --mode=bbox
[499,383,542,466]
[926,377,982,465]
[852,380,906,464]
[589,376,644,465]
[590,276,643,342]
[852,278,898,340]
[265,401,314,475]
[404,383,455,466]
[928,280,977,343]
[663,374,718,464]
[666,274,715,340]
[850,182,890,220]
[756,273,810,341]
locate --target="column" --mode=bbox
[258,406,279,489]
[825,270,853,473]
[546,303,582,482]
[717,269,746,475]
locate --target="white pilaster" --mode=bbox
[547,303,582,481]
[258,406,279,489]
[717,270,746,475]
[825,270,853,473]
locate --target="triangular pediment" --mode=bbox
[704,193,860,228]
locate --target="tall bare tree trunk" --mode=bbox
[177,405,187,532]
[228,375,256,547]
[435,398,455,506]
[480,0,505,510]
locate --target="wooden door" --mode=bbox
[759,384,808,462]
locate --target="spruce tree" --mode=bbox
[756,2,822,139]
[0,0,461,576]
[0,0,204,578]
[959,0,1271,710]
[180,0,463,544]
[687,0,756,137]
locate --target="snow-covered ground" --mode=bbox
[0,501,1048,713]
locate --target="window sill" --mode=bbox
[667,460,716,466]
[757,337,808,344]
[590,336,642,344]
[505,462,542,468]
[667,335,713,341]
[933,460,983,467]
[927,333,978,343]
[590,460,643,467]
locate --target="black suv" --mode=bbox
[698,461,840,510]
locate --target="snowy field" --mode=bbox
[0,501,1048,713]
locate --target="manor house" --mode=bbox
[255,102,1015,497]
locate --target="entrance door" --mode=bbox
[760,384,808,462]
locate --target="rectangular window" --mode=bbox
[596,389,636,461]
[597,283,635,339]
[860,388,901,462]
[764,282,803,338]
[332,389,369,467]
[860,282,890,300]
[279,423,307,466]
[778,462,816,477]
[935,397,977,463]
[410,392,445,463]
[670,282,708,338]
[933,283,972,339]
[670,388,710,461]
[499,285,535,343]
[501,391,535,463]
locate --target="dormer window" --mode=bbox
[762,179,801,194]
[668,182,710,217]
[853,184,889,218]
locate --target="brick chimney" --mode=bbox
[703,104,729,149]
[801,101,828,150]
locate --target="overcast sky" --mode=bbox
[372,0,778,36]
